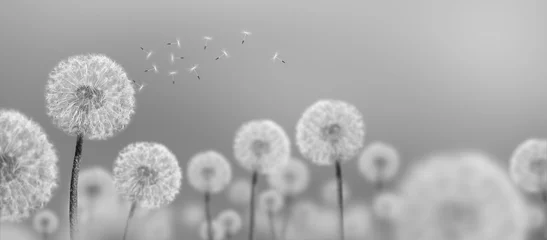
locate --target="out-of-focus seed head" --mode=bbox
[258,189,285,213]
[372,192,402,220]
[181,201,205,228]
[233,119,291,174]
[395,151,529,240]
[296,100,365,165]
[187,150,232,194]
[267,157,311,195]
[32,209,59,234]
[199,220,225,240]
[78,166,116,207]
[216,209,242,236]
[45,54,136,140]
[113,142,182,208]
[509,138,547,193]
[342,204,373,239]
[358,142,401,183]
[0,109,59,222]
[226,178,251,205]
[320,178,351,205]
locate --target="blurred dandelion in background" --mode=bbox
[372,191,402,221]
[113,142,182,240]
[321,178,351,206]
[226,178,251,206]
[258,189,285,240]
[181,201,205,228]
[46,54,136,239]
[32,209,59,240]
[394,151,529,240]
[199,220,225,240]
[0,109,59,222]
[216,209,243,240]
[509,139,547,197]
[77,166,116,222]
[187,150,233,240]
[358,142,400,191]
[233,119,291,240]
[296,99,365,240]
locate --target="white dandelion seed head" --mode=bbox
[372,192,402,220]
[45,54,136,140]
[32,209,59,234]
[267,157,311,195]
[296,99,365,165]
[395,151,529,240]
[233,119,291,174]
[258,189,285,213]
[187,150,233,194]
[321,178,351,205]
[113,142,182,208]
[509,138,547,193]
[525,205,545,229]
[343,204,373,239]
[0,109,59,222]
[359,142,401,183]
[78,166,116,207]
[199,220,225,240]
[216,209,242,236]
[181,201,205,228]
[226,178,251,205]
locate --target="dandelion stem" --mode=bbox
[268,210,278,240]
[205,191,213,240]
[248,171,258,240]
[280,195,293,240]
[335,160,345,240]
[69,133,84,240]
[122,201,137,240]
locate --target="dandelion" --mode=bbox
[296,99,365,240]
[258,189,284,240]
[216,209,243,240]
[187,150,233,240]
[509,139,547,196]
[241,30,252,44]
[33,209,59,240]
[140,47,153,60]
[199,220,225,240]
[113,142,182,240]
[267,157,310,196]
[0,109,58,222]
[215,49,230,60]
[372,192,401,220]
[271,52,286,64]
[358,142,400,191]
[226,178,251,206]
[233,119,291,240]
[188,64,201,80]
[203,36,213,50]
[321,178,351,206]
[77,167,115,217]
[394,151,529,240]
[46,54,135,239]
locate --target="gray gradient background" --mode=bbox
[1,0,547,239]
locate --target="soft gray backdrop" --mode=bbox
[1,0,546,239]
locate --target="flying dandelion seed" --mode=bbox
[168,71,178,84]
[258,189,285,240]
[295,99,365,240]
[144,65,158,73]
[241,30,252,44]
[113,142,182,240]
[216,209,243,240]
[199,220,225,240]
[234,119,291,240]
[395,151,529,240]
[77,167,115,221]
[140,47,153,60]
[358,142,400,191]
[181,201,205,228]
[271,52,286,64]
[0,110,59,223]
[46,54,135,239]
[509,139,547,196]
[226,178,252,206]
[188,150,233,240]
[203,36,213,50]
[33,209,59,240]
[321,178,351,206]
[372,192,402,220]
[188,64,200,80]
[215,49,230,60]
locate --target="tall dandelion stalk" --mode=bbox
[233,120,291,240]
[46,54,136,239]
[187,151,233,240]
[295,100,365,240]
[0,110,59,223]
[112,142,182,240]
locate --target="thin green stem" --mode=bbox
[335,160,345,240]
[205,191,213,240]
[248,171,258,240]
[122,201,137,240]
[69,133,84,240]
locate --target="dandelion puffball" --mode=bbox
[258,189,285,213]
[372,192,402,220]
[32,209,59,235]
[216,209,243,236]
[0,109,59,222]
[296,99,365,165]
[233,119,291,174]
[509,138,547,193]
[321,178,351,205]
[267,157,311,195]
[187,150,232,194]
[226,178,251,205]
[181,201,205,228]
[78,166,116,206]
[199,220,225,240]
[358,142,400,183]
[46,54,136,140]
[395,151,529,240]
[113,142,182,208]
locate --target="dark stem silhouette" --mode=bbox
[205,191,213,240]
[69,133,84,240]
[335,160,345,240]
[248,171,258,240]
[122,201,137,240]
